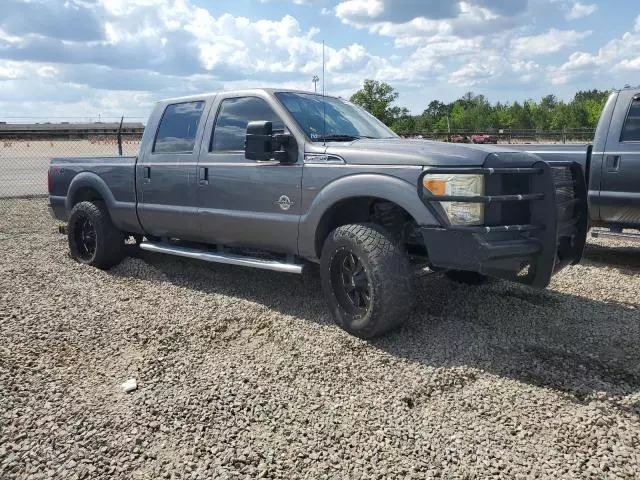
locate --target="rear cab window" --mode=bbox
[153,101,205,153]
[210,97,284,152]
[621,96,640,142]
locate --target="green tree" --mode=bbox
[494,102,513,129]
[573,89,609,105]
[550,102,571,130]
[583,100,603,128]
[350,79,407,126]
[391,113,416,133]
[423,100,448,119]
[352,81,611,135]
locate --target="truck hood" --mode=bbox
[321,138,524,167]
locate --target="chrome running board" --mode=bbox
[591,230,640,243]
[139,242,304,274]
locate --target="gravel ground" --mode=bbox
[1,198,639,479]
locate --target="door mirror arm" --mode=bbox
[273,133,295,163]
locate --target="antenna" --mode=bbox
[322,40,326,146]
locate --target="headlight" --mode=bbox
[423,174,485,225]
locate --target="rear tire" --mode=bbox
[445,270,488,285]
[320,223,415,339]
[68,201,124,269]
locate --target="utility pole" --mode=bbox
[312,75,319,93]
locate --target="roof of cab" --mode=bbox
[156,88,338,106]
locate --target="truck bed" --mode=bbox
[507,144,590,170]
[49,156,137,199]
[48,155,139,232]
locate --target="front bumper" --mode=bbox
[418,156,588,288]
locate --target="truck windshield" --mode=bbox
[275,92,397,142]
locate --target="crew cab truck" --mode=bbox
[48,89,588,338]
[511,87,640,242]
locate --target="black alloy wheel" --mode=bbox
[74,217,97,261]
[330,248,372,318]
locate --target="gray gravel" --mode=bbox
[1,198,639,479]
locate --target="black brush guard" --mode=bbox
[417,155,588,288]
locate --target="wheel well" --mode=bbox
[71,187,104,208]
[314,197,421,257]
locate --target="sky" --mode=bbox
[0,0,639,122]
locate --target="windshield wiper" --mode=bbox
[315,134,374,142]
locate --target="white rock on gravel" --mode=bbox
[121,379,138,393]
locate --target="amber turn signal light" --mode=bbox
[423,178,447,196]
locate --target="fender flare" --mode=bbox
[298,173,440,258]
[65,172,118,213]
[65,172,141,233]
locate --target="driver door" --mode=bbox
[196,93,303,254]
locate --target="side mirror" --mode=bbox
[245,121,273,161]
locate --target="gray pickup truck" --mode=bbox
[48,89,587,338]
[511,87,640,242]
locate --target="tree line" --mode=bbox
[349,79,611,134]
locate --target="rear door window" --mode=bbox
[153,101,205,153]
[211,97,284,152]
[621,97,640,142]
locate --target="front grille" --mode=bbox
[498,173,531,226]
[552,167,577,222]
[418,157,588,287]
[551,165,585,263]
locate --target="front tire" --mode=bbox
[67,201,124,269]
[320,223,416,339]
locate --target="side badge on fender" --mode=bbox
[275,195,294,211]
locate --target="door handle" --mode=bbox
[199,167,209,185]
[606,155,620,172]
[143,166,151,183]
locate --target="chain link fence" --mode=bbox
[1,126,594,209]
[399,127,596,144]
[0,133,142,207]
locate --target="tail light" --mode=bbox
[48,166,59,194]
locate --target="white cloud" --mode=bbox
[0,0,453,118]
[548,52,596,84]
[260,0,323,4]
[0,1,395,84]
[335,0,528,27]
[548,16,640,84]
[511,29,592,56]
[339,0,522,41]
[448,54,542,87]
[565,2,598,20]
[450,61,498,86]
[616,57,640,71]
[0,0,636,119]
[335,0,458,26]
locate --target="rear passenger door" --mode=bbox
[600,91,640,226]
[196,93,303,254]
[137,100,209,239]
